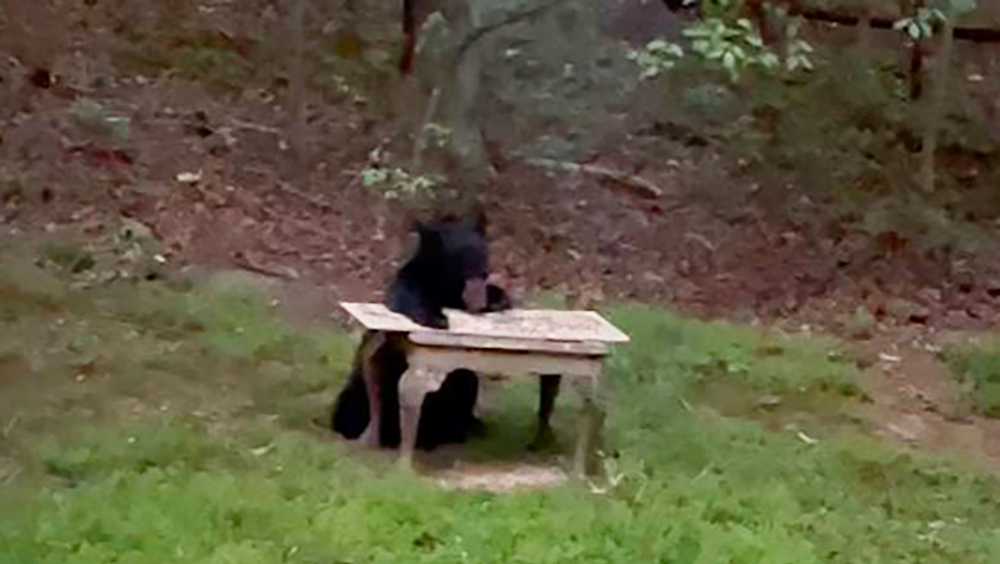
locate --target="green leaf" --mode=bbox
[722,51,736,70]
[647,39,669,51]
[722,28,742,40]
[361,168,387,187]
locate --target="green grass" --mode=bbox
[945,337,1000,418]
[3,242,1000,563]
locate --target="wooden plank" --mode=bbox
[339,302,630,344]
[407,346,604,378]
[408,332,610,355]
[340,302,425,332]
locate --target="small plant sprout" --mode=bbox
[360,166,441,200]
[893,7,947,41]
[785,19,815,72]
[628,39,685,79]
[422,123,452,149]
[631,5,816,83]
[684,18,779,82]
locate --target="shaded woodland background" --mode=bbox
[2,0,1000,331]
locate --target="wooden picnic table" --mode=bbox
[340,303,630,477]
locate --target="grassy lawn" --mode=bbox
[2,242,1000,563]
[945,337,1000,419]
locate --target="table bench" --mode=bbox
[340,303,630,477]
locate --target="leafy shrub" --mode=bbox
[945,339,1000,418]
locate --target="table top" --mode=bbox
[339,302,630,344]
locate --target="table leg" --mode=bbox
[397,364,448,470]
[358,374,381,447]
[572,374,606,479]
[356,332,387,448]
[529,374,562,450]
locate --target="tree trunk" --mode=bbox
[920,18,955,193]
[856,6,872,50]
[288,0,308,182]
[907,0,925,100]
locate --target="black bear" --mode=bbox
[331,211,523,450]
[330,334,487,449]
[387,212,511,329]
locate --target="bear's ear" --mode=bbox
[414,221,442,249]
